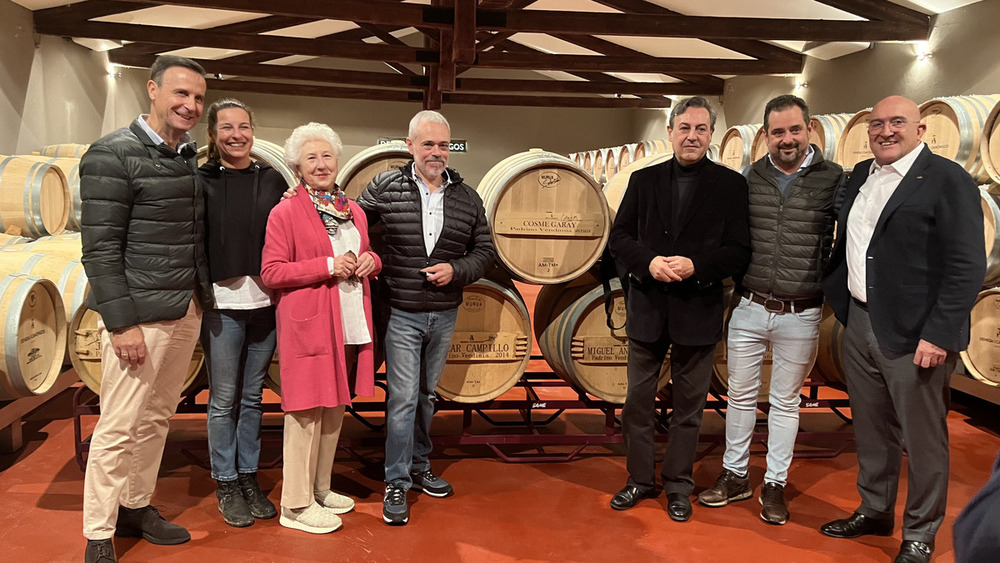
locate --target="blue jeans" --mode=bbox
[201,307,277,481]
[722,296,821,485]
[383,307,458,489]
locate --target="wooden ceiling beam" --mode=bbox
[442,92,670,108]
[206,78,423,102]
[490,11,929,42]
[591,0,802,62]
[105,0,929,41]
[110,15,316,58]
[452,0,476,65]
[476,52,803,75]
[33,0,140,25]
[814,0,929,25]
[34,20,438,64]
[109,52,428,89]
[454,77,717,96]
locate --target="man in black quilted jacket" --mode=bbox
[80,55,214,563]
[357,110,494,527]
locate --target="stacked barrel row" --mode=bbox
[568,140,720,186]
[719,94,1000,182]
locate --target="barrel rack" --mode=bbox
[70,362,855,472]
[0,370,78,453]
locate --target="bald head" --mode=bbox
[868,95,926,166]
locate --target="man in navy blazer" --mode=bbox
[820,95,985,563]
[608,96,751,522]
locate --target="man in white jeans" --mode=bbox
[697,95,844,524]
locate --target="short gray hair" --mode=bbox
[408,110,451,139]
[669,96,717,130]
[283,122,343,169]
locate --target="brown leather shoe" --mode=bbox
[697,469,751,508]
[759,482,789,525]
[820,512,894,538]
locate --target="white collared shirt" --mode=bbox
[413,170,447,256]
[845,142,926,302]
[136,114,194,152]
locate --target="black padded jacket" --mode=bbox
[80,118,214,331]
[740,145,845,300]
[357,161,494,312]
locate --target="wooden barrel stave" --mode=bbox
[920,95,1000,184]
[719,124,761,172]
[834,109,873,172]
[961,289,1000,386]
[810,113,852,163]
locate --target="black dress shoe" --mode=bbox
[894,541,933,563]
[820,512,894,538]
[666,493,692,522]
[610,485,656,511]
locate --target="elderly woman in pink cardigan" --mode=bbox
[261,122,380,535]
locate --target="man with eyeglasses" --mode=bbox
[821,95,985,563]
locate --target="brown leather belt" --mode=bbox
[743,290,823,314]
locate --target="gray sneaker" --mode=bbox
[759,482,789,525]
[410,468,453,497]
[383,484,409,526]
[697,469,752,507]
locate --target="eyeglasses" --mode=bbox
[867,118,911,134]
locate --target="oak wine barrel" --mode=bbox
[920,94,1000,184]
[19,155,81,231]
[338,141,411,201]
[810,113,852,163]
[38,143,90,158]
[980,186,1000,286]
[435,277,531,402]
[961,288,1000,386]
[477,150,610,284]
[982,99,1000,184]
[0,274,66,400]
[812,305,847,389]
[535,275,668,403]
[603,152,674,223]
[0,155,69,238]
[69,306,205,395]
[834,108,873,172]
[719,124,761,172]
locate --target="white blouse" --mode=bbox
[328,221,371,345]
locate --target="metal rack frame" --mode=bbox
[71,369,854,471]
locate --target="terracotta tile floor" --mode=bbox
[1,379,997,563]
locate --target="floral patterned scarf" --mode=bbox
[304,182,352,235]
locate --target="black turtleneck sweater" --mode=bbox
[199,160,286,283]
[671,156,709,229]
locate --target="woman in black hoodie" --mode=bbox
[199,99,286,527]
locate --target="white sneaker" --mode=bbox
[279,503,342,534]
[314,489,356,514]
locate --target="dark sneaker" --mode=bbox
[697,469,752,507]
[84,539,116,563]
[382,484,409,526]
[238,472,277,519]
[759,482,790,525]
[217,479,254,527]
[410,468,453,498]
[115,505,191,545]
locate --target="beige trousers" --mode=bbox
[82,300,202,540]
[281,405,346,509]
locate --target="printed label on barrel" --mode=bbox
[493,213,604,237]
[448,332,525,361]
[572,336,628,364]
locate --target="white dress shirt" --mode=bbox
[845,142,926,303]
[414,171,447,256]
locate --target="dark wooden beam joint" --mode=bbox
[452,0,476,65]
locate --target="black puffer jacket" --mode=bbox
[80,118,213,331]
[357,162,494,312]
[740,145,845,300]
